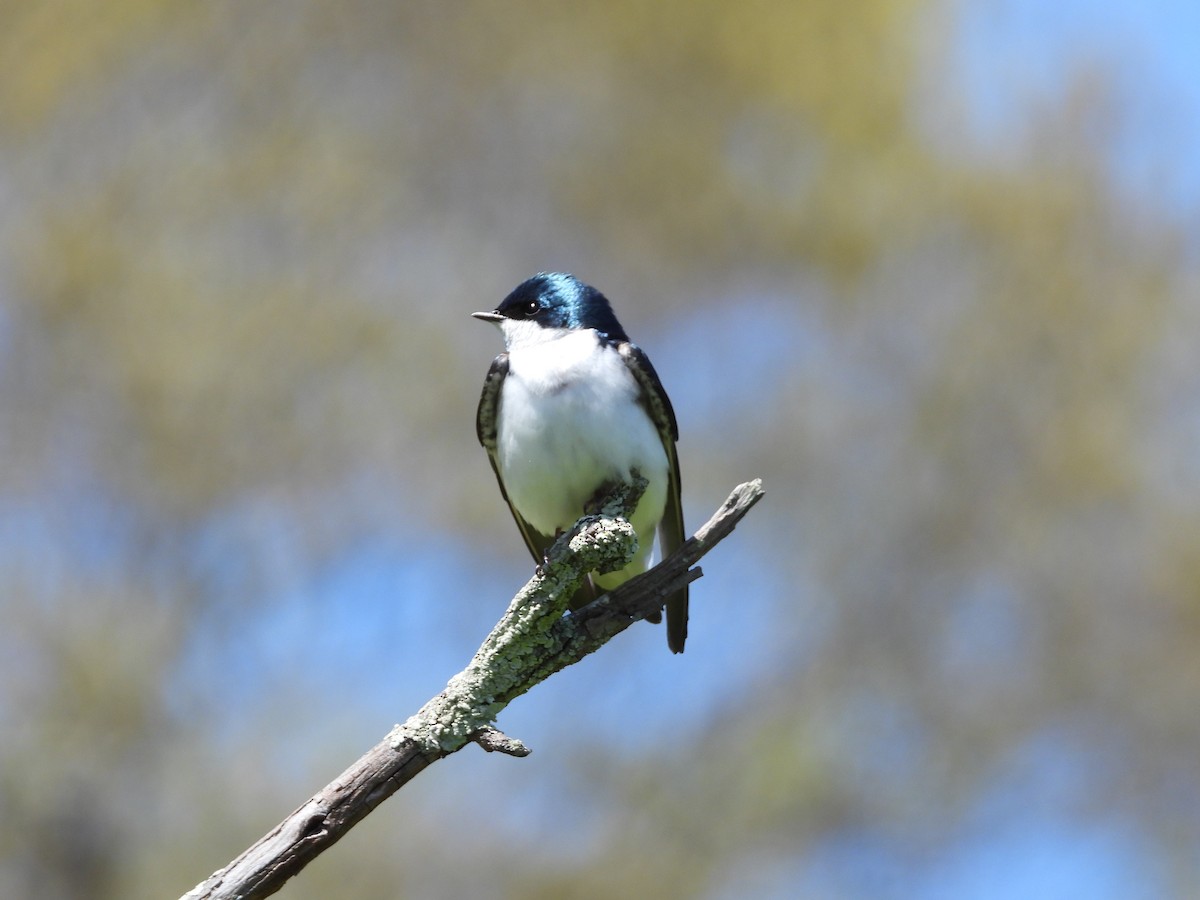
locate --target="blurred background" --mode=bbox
[2,1,1199,897]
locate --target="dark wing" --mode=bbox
[476,354,556,565]
[618,342,689,653]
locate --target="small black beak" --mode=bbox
[472,310,504,323]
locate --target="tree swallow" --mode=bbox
[474,273,688,653]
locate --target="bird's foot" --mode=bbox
[537,541,558,575]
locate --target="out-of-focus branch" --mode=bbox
[181,478,765,900]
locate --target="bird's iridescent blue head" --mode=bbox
[473,273,630,343]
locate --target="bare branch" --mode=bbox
[181,478,765,900]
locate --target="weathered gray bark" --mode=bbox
[182,478,765,900]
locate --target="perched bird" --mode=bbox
[474,273,688,653]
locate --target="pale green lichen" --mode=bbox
[390,483,644,754]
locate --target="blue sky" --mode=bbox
[946,0,1200,217]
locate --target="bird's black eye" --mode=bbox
[523,300,539,317]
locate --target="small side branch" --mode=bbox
[181,478,764,900]
[470,726,531,757]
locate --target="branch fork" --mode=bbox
[183,477,764,900]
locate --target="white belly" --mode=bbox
[496,330,668,576]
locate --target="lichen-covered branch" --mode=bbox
[181,478,765,900]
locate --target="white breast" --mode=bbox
[496,329,668,572]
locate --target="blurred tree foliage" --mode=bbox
[2,1,1197,897]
